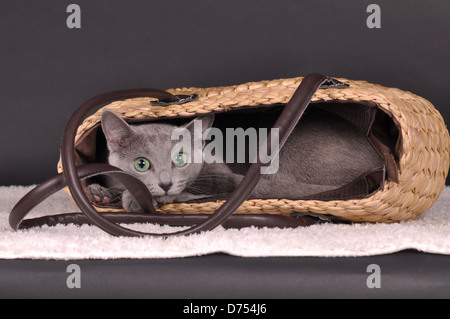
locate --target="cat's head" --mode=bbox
[101,109,215,205]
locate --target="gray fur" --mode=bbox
[88,109,383,211]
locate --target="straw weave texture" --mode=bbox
[57,76,450,222]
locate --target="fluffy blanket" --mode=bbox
[1,185,449,259]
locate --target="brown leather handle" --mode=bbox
[10,74,330,236]
[9,164,157,231]
[59,74,328,237]
[17,212,319,230]
[10,164,321,230]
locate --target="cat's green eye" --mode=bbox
[173,153,188,167]
[134,157,151,172]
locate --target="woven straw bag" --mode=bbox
[10,73,450,236]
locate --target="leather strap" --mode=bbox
[10,164,320,231]
[10,73,329,236]
[17,212,320,230]
[9,164,156,231]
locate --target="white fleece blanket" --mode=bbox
[1,185,450,260]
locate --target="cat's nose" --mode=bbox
[158,182,173,193]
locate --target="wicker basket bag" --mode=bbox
[10,73,450,236]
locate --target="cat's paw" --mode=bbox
[122,190,144,212]
[87,183,115,205]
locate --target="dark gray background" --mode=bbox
[1,1,450,300]
[1,0,449,186]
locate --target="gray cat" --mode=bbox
[88,109,383,211]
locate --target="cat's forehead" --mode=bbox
[134,123,176,143]
[128,124,177,153]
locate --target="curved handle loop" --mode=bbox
[10,74,331,237]
[60,74,328,237]
[9,164,157,231]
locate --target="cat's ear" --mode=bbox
[101,110,134,152]
[184,113,215,136]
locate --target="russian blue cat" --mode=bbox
[88,109,383,211]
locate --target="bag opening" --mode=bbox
[75,100,400,208]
